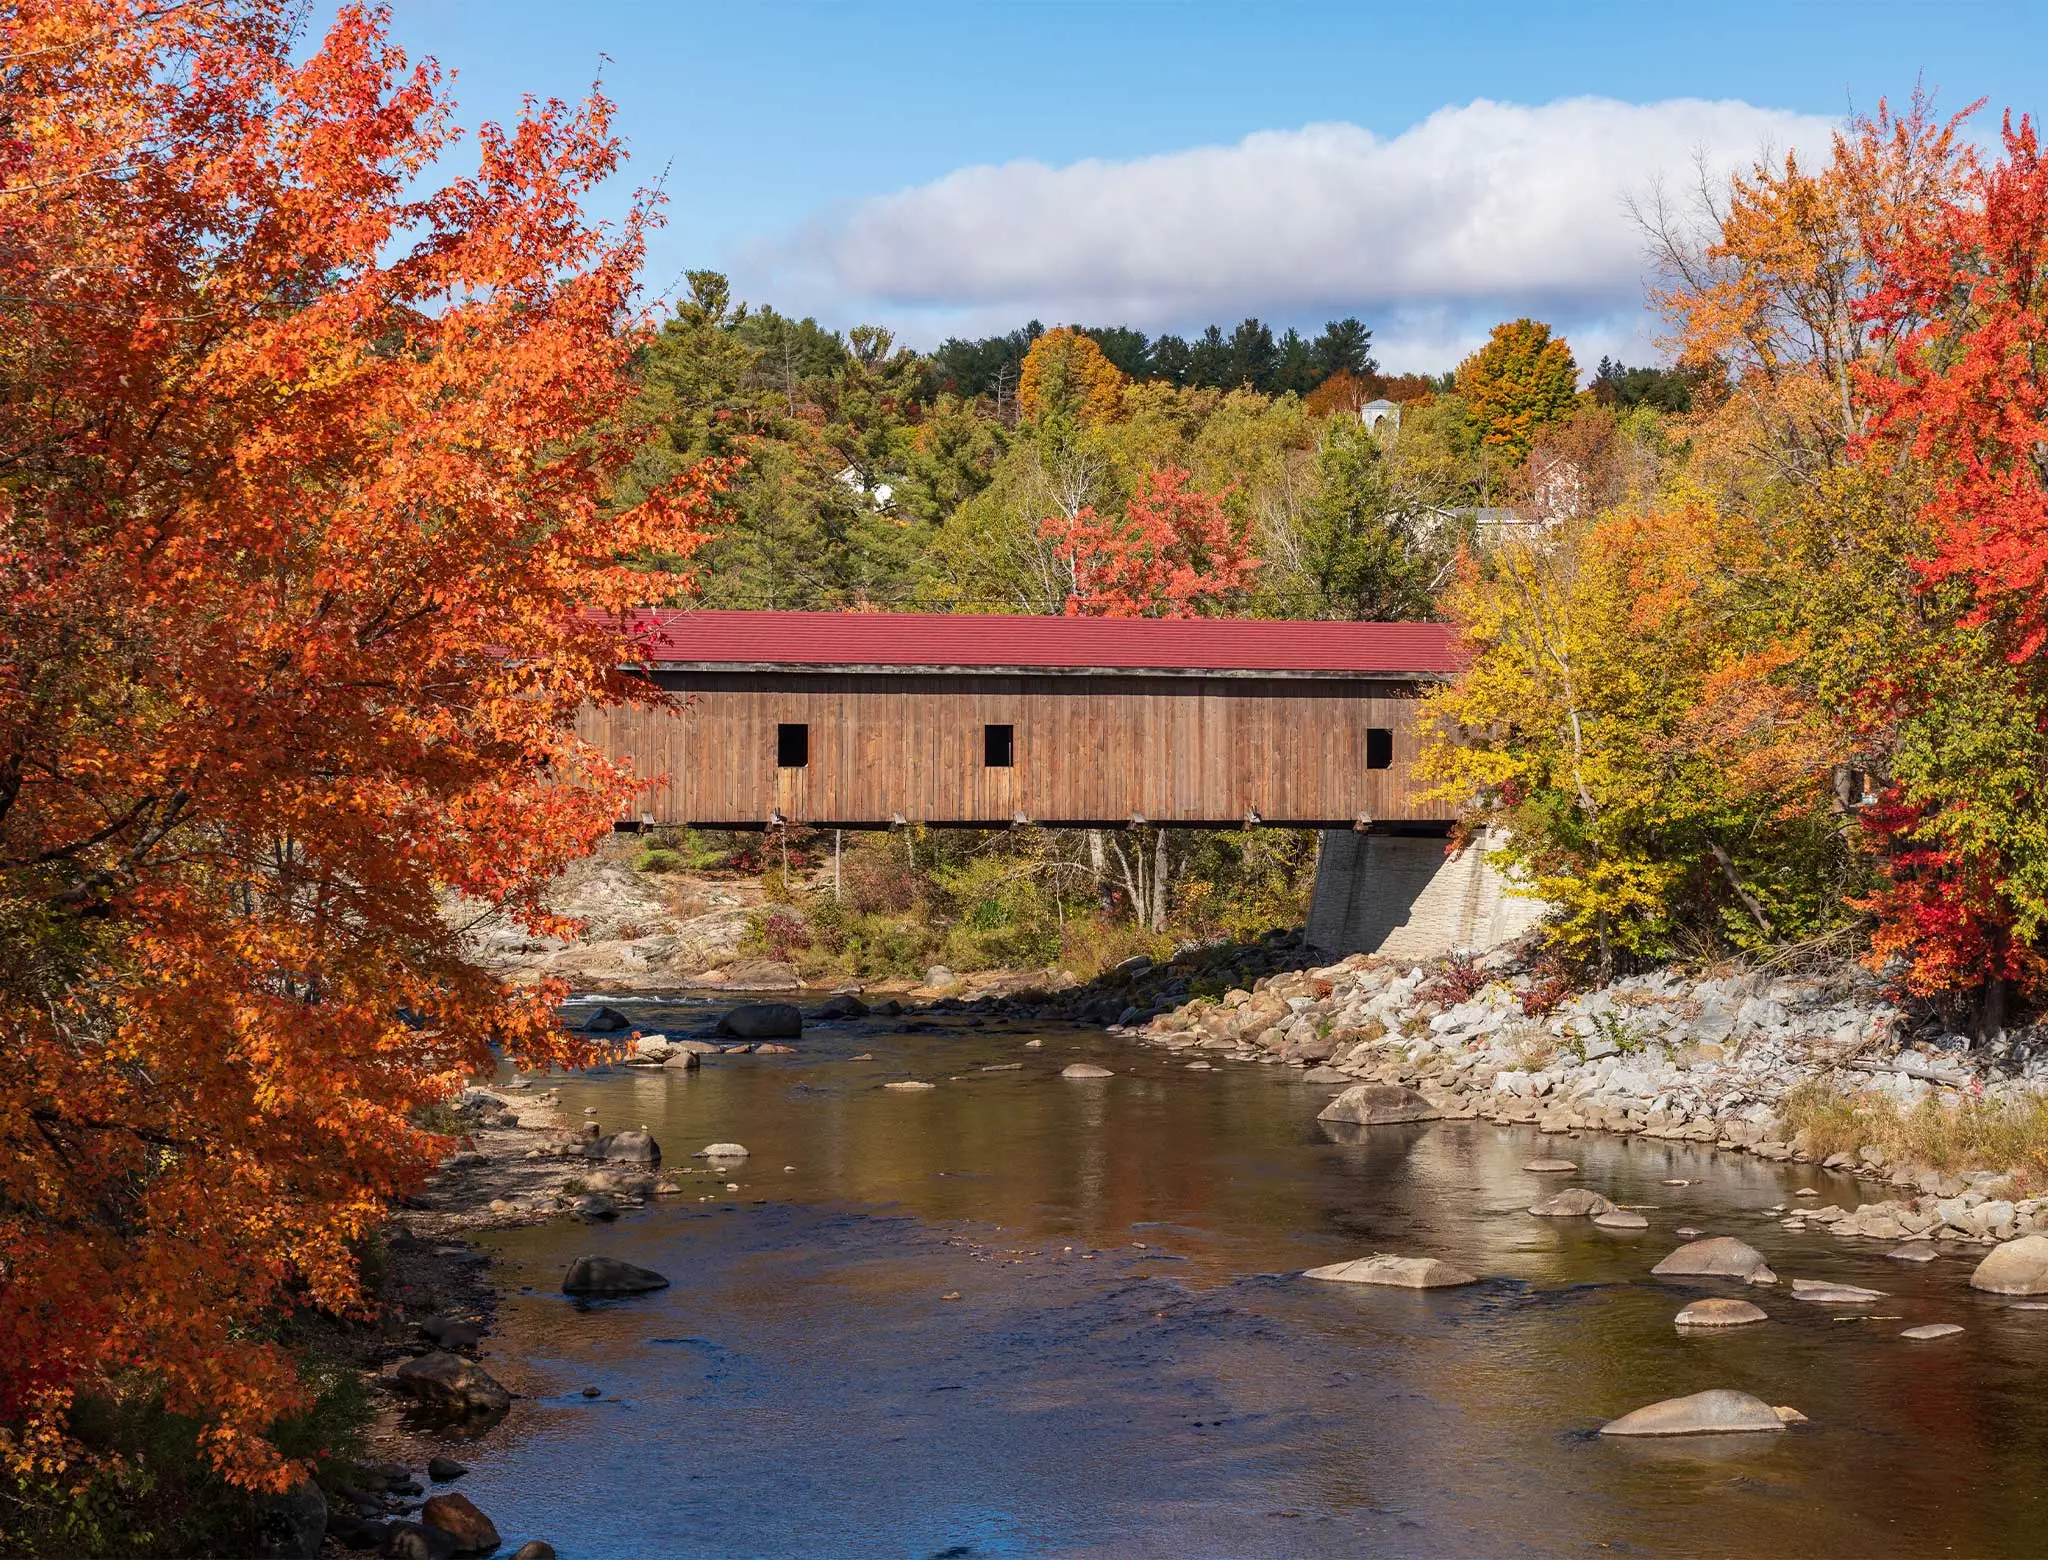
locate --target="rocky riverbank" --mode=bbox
[1119,947,2048,1243]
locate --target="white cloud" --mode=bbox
[752,97,1839,370]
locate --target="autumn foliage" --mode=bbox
[0,0,721,1493]
[1042,467,1257,617]
[1017,326,1129,425]
[1453,318,1580,462]
[1429,95,2048,1021]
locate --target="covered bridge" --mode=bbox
[579,609,1461,830]
[575,611,1537,958]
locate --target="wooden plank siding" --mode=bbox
[575,670,1452,828]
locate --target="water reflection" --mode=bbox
[446,1008,2048,1558]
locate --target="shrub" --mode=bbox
[633,847,682,873]
[761,909,811,962]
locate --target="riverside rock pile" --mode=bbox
[1124,948,2048,1239]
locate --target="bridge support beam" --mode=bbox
[1305,828,1545,959]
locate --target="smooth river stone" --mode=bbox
[694,1142,748,1159]
[1529,1188,1615,1218]
[884,1079,937,1090]
[1316,1083,1440,1126]
[1900,1322,1965,1340]
[1886,1244,1939,1263]
[1969,1234,2048,1294]
[1599,1388,1787,1437]
[1302,1253,1479,1289]
[1061,1063,1114,1079]
[1523,1159,1579,1173]
[1675,1298,1767,1329]
[1790,1278,1886,1304]
[1594,1209,1650,1230]
[1652,1236,1777,1285]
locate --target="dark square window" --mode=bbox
[1366,728,1394,770]
[776,723,809,769]
[984,723,1015,768]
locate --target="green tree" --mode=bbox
[1283,418,1446,620]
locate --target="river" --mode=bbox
[450,999,2048,1558]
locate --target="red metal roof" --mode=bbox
[622,610,1460,677]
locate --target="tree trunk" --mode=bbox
[1150,826,1170,932]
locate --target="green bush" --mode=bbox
[0,1358,368,1558]
[633,846,683,873]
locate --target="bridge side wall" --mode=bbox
[1306,828,1547,959]
[577,670,1450,827]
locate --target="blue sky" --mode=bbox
[382,0,2039,369]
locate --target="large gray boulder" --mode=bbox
[1652,1236,1776,1285]
[1969,1234,2048,1294]
[1599,1388,1788,1437]
[252,1476,327,1558]
[421,1493,500,1555]
[1674,1298,1767,1329]
[1316,1083,1439,1126]
[1529,1188,1615,1218]
[392,1352,511,1417]
[714,1002,803,1039]
[1061,1062,1114,1079]
[583,1126,660,1163]
[563,1255,671,1296]
[1790,1278,1885,1304]
[1302,1253,1478,1288]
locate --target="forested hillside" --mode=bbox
[618,276,1689,619]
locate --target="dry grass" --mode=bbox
[1779,1079,2048,1188]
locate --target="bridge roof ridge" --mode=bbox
[621,609,1461,677]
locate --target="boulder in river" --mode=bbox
[426,1457,468,1483]
[419,1314,482,1351]
[562,1255,671,1296]
[584,1127,660,1164]
[1523,1159,1578,1173]
[579,1005,632,1032]
[252,1476,326,1559]
[510,1546,558,1560]
[1302,1254,1478,1288]
[815,992,869,1019]
[1593,1209,1649,1230]
[695,1142,748,1159]
[1674,1298,1767,1329]
[1316,1083,1439,1126]
[663,1050,701,1071]
[392,1353,511,1417]
[1528,1188,1615,1218]
[1900,1322,1964,1340]
[714,1002,802,1039]
[1790,1278,1885,1304]
[1062,1063,1114,1079]
[1969,1234,2048,1294]
[1599,1388,1789,1437]
[1651,1236,1776,1285]
[1886,1244,1939,1263]
[421,1494,500,1555]
[885,1079,937,1091]
[382,1520,456,1560]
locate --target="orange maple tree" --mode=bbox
[1016,326,1127,424]
[0,0,724,1490]
[1042,467,1257,617]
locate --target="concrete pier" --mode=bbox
[1306,828,1545,958]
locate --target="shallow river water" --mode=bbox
[456,1001,2048,1559]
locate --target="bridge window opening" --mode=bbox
[984,723,1015,768]
[776,722,809,769]
[1366,728,1394,770]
